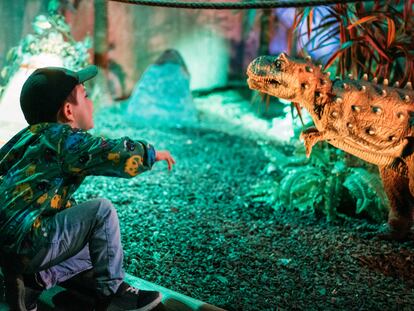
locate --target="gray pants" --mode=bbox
[25,199,125,296]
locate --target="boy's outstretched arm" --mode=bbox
[42,124,174,178]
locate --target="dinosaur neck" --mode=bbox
[298,89,329,125]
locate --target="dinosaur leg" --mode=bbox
[300,128,325,157]
[379,166,413,240]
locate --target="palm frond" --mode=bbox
[293,1,413,84]
[343,168,388,222]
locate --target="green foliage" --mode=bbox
[250,142,389,223]
[0,14,92,97]
[343,168,389,223]
[278,166,325,212]
[47,0,60,14]
[294,1,414,84]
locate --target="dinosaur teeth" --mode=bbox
[373,77,378,84]
[343,83,349,90]
[325,72,331,77]
[305,55,312,61]
[318,64,323,69]
[406,82,412,90]
[348,74,353,79]
[382,90,387,96]
[347,123,353,128]
[367,128,375,135]
[389,136,397,141]
[335,97,343,103]
[361,85,366,92]
[383,79,389,86]
[405,95,410,102]
[331,111,338,117]
[263,77,280,86]
[395,81,400,87]
[363,73,368,81]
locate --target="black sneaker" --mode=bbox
[23,273,45,311]
[24,286,43,311]
[96,282,162,311]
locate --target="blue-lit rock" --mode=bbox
[127,49,197,127]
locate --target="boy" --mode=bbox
[0,65,175,310]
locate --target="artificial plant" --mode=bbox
[293,0,414,83]
[249,142,389,223]
[0,14,91,97]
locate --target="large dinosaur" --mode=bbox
[247,53,414,240]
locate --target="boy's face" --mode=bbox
[70,84,94,130]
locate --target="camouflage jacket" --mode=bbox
[0,123,156,253]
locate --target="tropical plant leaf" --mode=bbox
[292,10,304,31]
[307,9,313,40]
[292,1,412,84]
[347,15,379,30]
[363,33,391,62]
[251,140,388,223]
[343,168,388,222]
[279,167,325,212]
[325,41,354,69]
[386,17,395,47]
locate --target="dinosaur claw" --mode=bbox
[300,129,320,157]
[304,143,313,158]
[300,134,313,157]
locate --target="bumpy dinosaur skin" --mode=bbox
[247,53,414,239]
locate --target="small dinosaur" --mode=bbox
[247,53,414,240]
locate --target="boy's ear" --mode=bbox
[61,102,75,122]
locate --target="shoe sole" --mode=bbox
[134,293,162,311]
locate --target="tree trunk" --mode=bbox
[94,0,108,69]
[258,9,272,55]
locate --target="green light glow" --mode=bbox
[174,28,229,91]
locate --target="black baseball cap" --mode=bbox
[20,65,98,125]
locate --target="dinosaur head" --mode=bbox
[247,53,332,111]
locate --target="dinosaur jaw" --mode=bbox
[247,75,296,100]
[247,76,281,92]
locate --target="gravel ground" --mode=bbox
[74,95,414,311]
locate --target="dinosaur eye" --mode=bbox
[274,60,283,71]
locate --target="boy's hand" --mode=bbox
[155,150,176,170]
